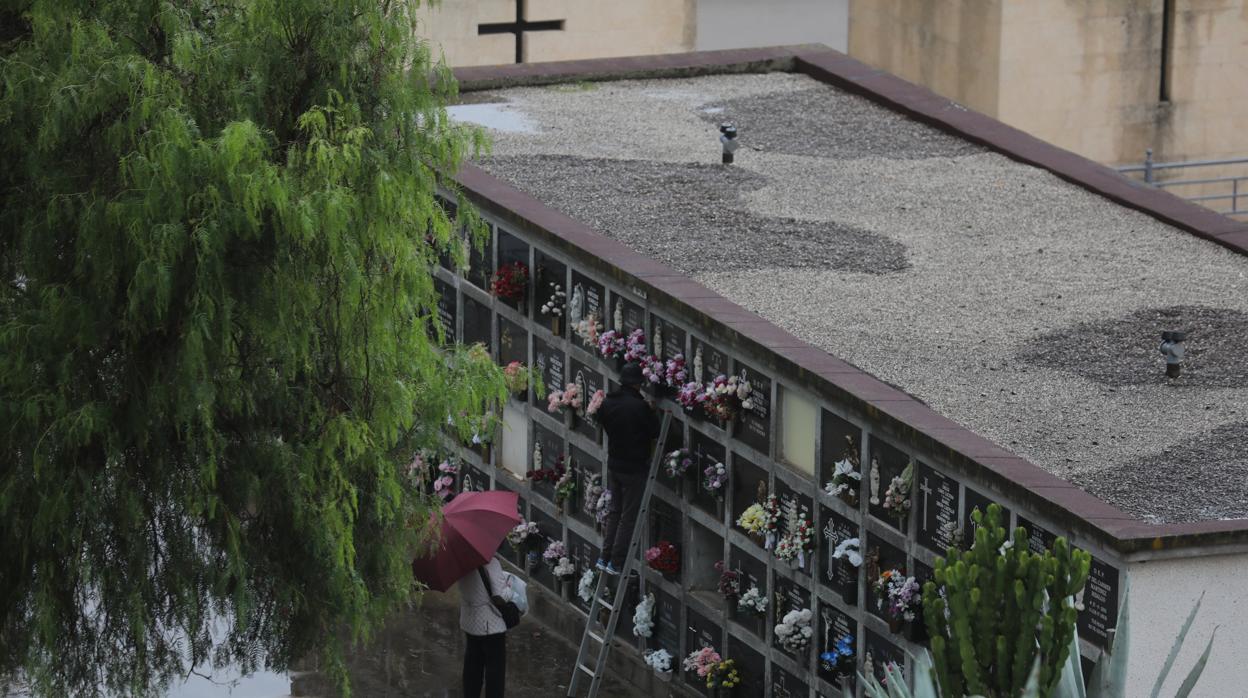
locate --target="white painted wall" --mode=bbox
[1126,553,1248,695]
[695,0,848,52]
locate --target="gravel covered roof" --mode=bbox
[458,72,1248,524]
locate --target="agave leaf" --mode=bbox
[1055,607,1087,698]
[1150,591,1205,698]
[1022,658,1042,698]
[885,662,911,698]
[860,671,891,698]
[1173,625,1218,698]
[911,650,940,698]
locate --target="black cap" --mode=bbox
[620,363,644,387]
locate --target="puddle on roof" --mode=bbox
[446,103,538,133]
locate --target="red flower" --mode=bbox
[491,262,529,300]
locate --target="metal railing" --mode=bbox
[1118,149,1248,217]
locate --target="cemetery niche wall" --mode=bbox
[431,195,1126,697]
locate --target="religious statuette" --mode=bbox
[533,441,543,470]
[653,325,663,361]
[613,299,623,331]
[693,345,704,381]
[575,371,588,418]
[869,457,881,505]
[569,283,584,323]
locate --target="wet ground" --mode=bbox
[292,589,647,698]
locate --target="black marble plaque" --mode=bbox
[568,358,604,442]
[964,487,1010,539]
[465,222,493,290]
[865,533,907,621]
[774,479,814,575]
[462,294,492,352]
[913,559,934,589]
[567,530,600,614]
[497,316,527,368]
[726,635,766,698]
[1077,556,1120,649]
[864,629,905,684]
[915,463,960,554]
[567,269,605,351]
[532,337,566,410]
[653,587,681,656]
[731,455,768,540]
[534,253,567,337]
[650,498,682,550]
[609,293,645,335]
[728,545,767,637]
[1017,515,1059,555]
[529,507,561,591]
[530,423,562,502]
[866,436,909,531]
[734,362,771,454]
[685,608,721,694]
[819,505,859,600]
[771,666,809,698]
[689,429,726,517]
[819,409,862,495]
[461,462,489,494]
[816,603,856,686]
[568,445,601,528]
[433,277,457,345]
[657,416,688,496]
[690,336,729,385]
[650,313,687,365]
[495,228,529,312]
[614,574,641,641]
[772,576,812,659]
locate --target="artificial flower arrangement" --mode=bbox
[632,593,655,638]
[714,561,740,602]
[432,459,458,500]
[705,659,739,690]
[830,537,863,570]
[664,354,688,387]
[596,329,625,360]
[643,649,672,674]
[873,569,922,630]
[404,451,430,491]
[677,374,753,422]
[736,503,768,537]
[526,462,564,485]
[823,435,862,506]
[543,541,566,567]
[882,461,914,524]
[502,360,530,396]
[701,460,728,498]
[553,465,577,508]
[664,448,695,479]
[774,607,814,654]
[583,474,603,519]
[681,647,721,679]
[553,556,576,581]
[644,540,680,575]
[585,389,605,419]
[572,313,602,348]
[737,585,768,616]
[489,261,528,301]
[820,633,855,676]
[594,487,613,528]
[539,280,566,320]
[774,503,814,568]
[641,354,666,387]
[577,568,597,604]
[507,521,540,552]
[622,328,649,364]
[546,382,582,415]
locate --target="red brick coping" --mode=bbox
[451,46,1248,557]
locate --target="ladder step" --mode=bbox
[588,630,605,643]
[597,599,613,611]
[577,663,597,676]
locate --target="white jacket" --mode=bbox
[457,557,510,636]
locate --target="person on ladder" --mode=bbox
[595,362,662,575]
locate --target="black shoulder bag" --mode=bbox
[477,566,521,630]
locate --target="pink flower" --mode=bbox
[586,389,605,416]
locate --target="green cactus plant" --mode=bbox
[921,504,1091,698]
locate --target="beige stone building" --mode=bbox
[849,0,1248,171]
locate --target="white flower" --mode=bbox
[832,537,863,567]
[633,593,656,638]
[774,607,813,653]
[577,568,597,603]
[737,586,768,615]
[553,557,576,578]
[741,399,754,410]
[644,649,672,673]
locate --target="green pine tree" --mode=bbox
[0,1,497,694]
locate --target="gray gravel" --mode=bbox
[484,154,909,274]
[1020,305,1248,389]
[461,72,1248,521]
[698,87,982,160]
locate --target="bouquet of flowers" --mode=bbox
[585,389,605,418]
[701,461,728,497]
[774,608,814,653]
[775,506,813,568]
[737,586,768,616]
[736,503,768,536]
[539,280,566,318]
[596,329,625,360]
[546,382,582,415]
[507,521,540,551]
[883,462,913,523]
[644,540,680,575]
[874,569,922,623]
[583,474,603,519]
[577,568,597,603]
[643,649,672,674]
[503,360,530,395]
[682,647,722,678]
[830,537,863,568]
[632,593,655,638]
[664,448,694,479]
[714,561,740,601]
[489,261,528,301]
[820,633,855,675]
[823,448,861,505]
[664,354,688,387]
[675,380,704,411]
[572,314,602,347]
[594,487,613,527]
[622,328,649,364]
[690,374,753,422]
[526,464,563,484]
[433,459,458,500]
[543,541,566,566]
[553,557,576,581]
[705,659,740,690]
[553,466,577,507]
[640,354,666,387]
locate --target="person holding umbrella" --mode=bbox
[596,362,662,575]
[411,490,524,698]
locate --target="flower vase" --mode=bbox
[551,317,561,337]
[904,617,928,644]
[715,499,725,521]
[560,498,573,517]
[838,488,859,508]
[525,550,541,572]
[840,576,859,607]
[887,615,903,635]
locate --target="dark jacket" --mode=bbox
[597,386,661,473]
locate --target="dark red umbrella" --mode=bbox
[411,490,521,592]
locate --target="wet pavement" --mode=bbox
[292,589,649,698]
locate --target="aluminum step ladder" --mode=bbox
[566,411,672,698]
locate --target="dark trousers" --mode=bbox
[602,469,646,568]
[463,632,506,698]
